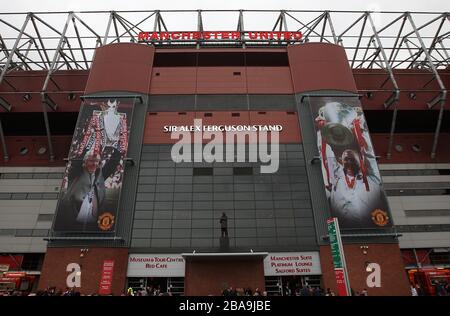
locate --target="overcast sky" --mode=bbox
[1,0,448,13]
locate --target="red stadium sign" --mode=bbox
[138,31,303,42]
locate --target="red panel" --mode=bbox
[149,66,294,95]
[196,67,247,94]
[320,244,411,296]
[144,112,196,144]
[143,111,301,144]
[39,248,128,296]
[402,250,417,266]
[287,43,357,93]
[149,67,197,94]
[0,136,71,166]
[246,67,293,94]
[402,249,431,266]
[249,111,301,143]
[371,133,450,164]
[85,43,154,94]
[415,249,432,265]
[155,47,287,53]
[354,69,450,110]
[0,255,24,270]
[0,70,88,112]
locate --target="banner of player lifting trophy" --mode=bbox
[53,98,134,233]
[309,96,392,229]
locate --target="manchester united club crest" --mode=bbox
[97,213,115,231]
[371,209,389,226]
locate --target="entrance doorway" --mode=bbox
[264,275,322,296]
[126,277,185,296]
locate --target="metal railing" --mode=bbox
[0,10,448,161]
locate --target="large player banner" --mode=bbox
[53,98,133,233]
[309,96,392,229]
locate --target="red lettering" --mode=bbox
[293,32,303,40]
[138,32,149,41]
[150,32,159,40]
[160,32,169,40]
[248,32,258,40]
[139,30,302,42]
[259,32,269,40]
[231,31,241,39]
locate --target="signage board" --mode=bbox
[138,31,303,42]
[327,217,351,296]
[310,96,392,229]
[127,254,185,277]
[99,260,115,295]
[334,268,349,296]
[0,264,10,272]
[53,98,134,233]
[263,252,322,276]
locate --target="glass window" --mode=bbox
[151,239,171,247]
[37,214,54,222]
[172,220,191,229]
[133,220,153,229]
[257,227,277,237]
[191,229,213,238]
[192,219,213,228]
[153,211,173,219]
[133,229,152,238]
[193,168,213,176]
[152,229,171,238]
[171,238,191,247]
[233,167,253,175]
[191,239,213,247]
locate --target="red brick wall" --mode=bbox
[185,259,265,296]
[320,244,411,296]
[0,135,71,166]
[39,247,128,295]
[372,133,450,164]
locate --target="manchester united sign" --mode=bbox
[138,31,303,42]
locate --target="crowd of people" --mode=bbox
[221,287,267,296]
[3,281,450,296]
[220,285,342,296]
[0,287,91,296]
[126,285,172,296]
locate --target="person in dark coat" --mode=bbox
[54,149,119,231]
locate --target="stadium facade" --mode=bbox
[0,10,449,296]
